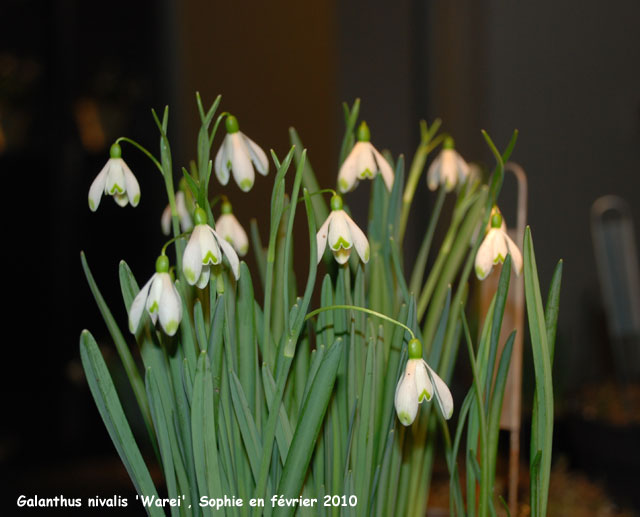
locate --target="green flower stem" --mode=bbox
[397,119,443,245]
[305,305,415,341]
[417,187,484,321]
[151,107,184,272]
[421,189,486,344]
[161,232,192,256]
[408,184,447,296]
[282,151,306,333]
[115,137,164,174]
[209,111,229,149]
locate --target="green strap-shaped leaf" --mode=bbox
[80,330,162,517]
[274,338,345,517]
[524,227,555,517]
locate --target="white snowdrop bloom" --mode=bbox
[475,207,523,280]
[338,121,394,193]
[88,143,140,211]
[161,190,193,236]
[182,207,240,287]
[214,115,269,192]
[427,137,470,192]
[316,195,370,265]
[128,255,182,336]
[394,339,454,426]
[215,201,249,256]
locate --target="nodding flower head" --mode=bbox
[475,206,523,280]
[426,137,470,192]
[182,207,240,288]
[338,122,394,193]
[394,338,454,426]
[316,194,370,265]
[128,255,182,336]
[161,189,194,236]
[89,143,140,211]
[214,115,269,192]
[215,200,249,257]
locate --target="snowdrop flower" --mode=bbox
[214,115,269,192]
[88,143,140,211]
[338,121,394,193]
[215,200,249,256]
[395,338,454,426]
[427,137,470,192]
[128,255,182,336]
[316,194,370,265]
[161,190,193,236]
[182,207,240,288]
[475,206,523,280]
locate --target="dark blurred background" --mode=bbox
[2,0,639,514]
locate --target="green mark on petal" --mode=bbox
[330,236,352,250]
[359,168,374,179]
[148,301,159,313]
[363,246,370,262]
[203,251,220,265]
[476,265,487,279]
[494,253,505,264]
[89,199,95,210]
[133,194,140,205]
[418,389,432,402]
[240,178,253,191]
[338,178,350,192]
[184,268,196,283]
[226,160,232,170]
[398,412,413,426]
[109,183,124,194]
[164,321,178,335]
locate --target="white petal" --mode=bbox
[315,212,333,264]
[441,150,458,192]
[475,230,497,280]
[414,359,433,402]
[128,274,154,333]
[426,155,442,192]
[183,227,204,285]
[161,204,171,235]
[213,228,240,280]
[455,153,470,182]
[372,147,394,191]
[229,132,255,192]
[158,274,182,336]
[176,191,193,232]
[343,212,370,263]
[216,214,249,256]
[198,224,221,265]
[196,265,211,289]
[426,363,454,419]
[492,230,509,264]
[337,148,360,193]
[395,360,419,426]
[122,160,140,207]
[355,142,377,180]
[328,210,353,251]
[105,159,125,196]
[243,133,269,176]
[146,274,164,324]
[88,161,109,211]
[333,247,352,265]
[113,193,129,207]
[505,233,523,276]
[214,136,231,185]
